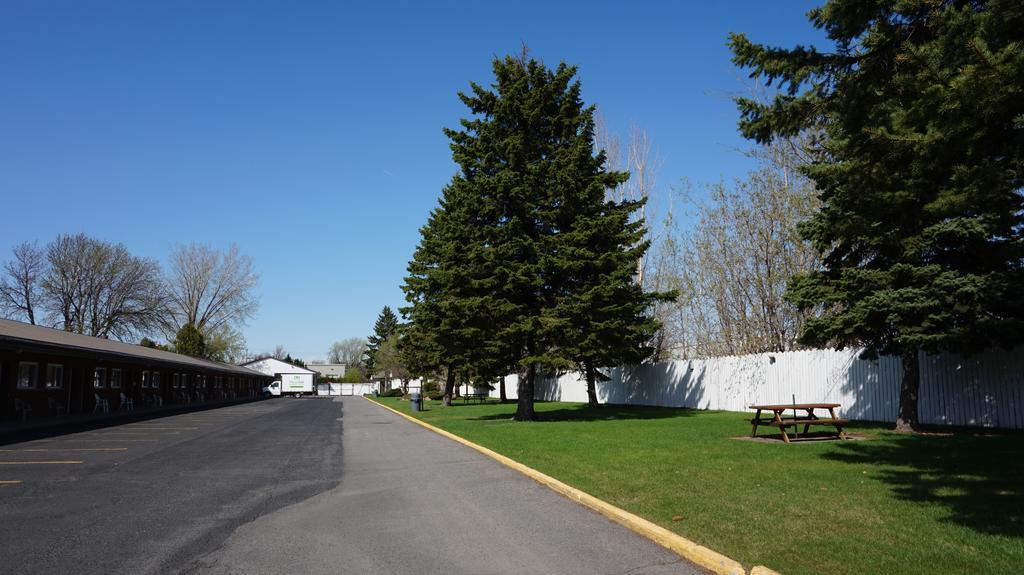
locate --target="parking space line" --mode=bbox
[0,480,23,485]
[121,423,197,427]
[0,461,84,465]
[83,429,182,433]
[0,448,127,452]
[35,435,159,439]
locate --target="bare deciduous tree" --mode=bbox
[164,243,259,337]
[596,116,675,357]
[327,337,367,365]
[0,241,45,324]
[643,208,689,359]
[678,138,820,356]
[41,234,165,340]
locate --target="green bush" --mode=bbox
[424,390,444,401]
[380,388,405,397]
[421,380,440,393]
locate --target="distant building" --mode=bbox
[307,363,346,378]
[0,318,271,420]
[240,357,317,380]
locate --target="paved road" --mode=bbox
[1,397,704,575]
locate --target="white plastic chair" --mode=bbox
[119,392,134,411]
[48,398,66,418]
[15,398,32,421]
[93,393,110,413]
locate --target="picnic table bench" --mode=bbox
[749,403,848,443]
[461,392,488,404]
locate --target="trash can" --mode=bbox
[410,393,422,412]
[372,390,379,398]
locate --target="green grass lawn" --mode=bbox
[372,397,1023,575]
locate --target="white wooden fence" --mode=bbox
[317,383,376,396]
[491,347,1024,429]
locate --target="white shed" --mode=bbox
[240,358,317,395]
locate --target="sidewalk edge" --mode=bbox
[365,397,748,575]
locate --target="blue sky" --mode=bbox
[0,1,826,359]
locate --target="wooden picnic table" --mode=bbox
[749,403,848,443]
[461,392,488,404]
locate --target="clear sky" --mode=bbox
[0,1,826,360]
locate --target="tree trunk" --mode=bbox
[514,363,536,421]
[585,363,598,407]
[499,375,507,402]
[895,347,921,432]
[442,367,456,407]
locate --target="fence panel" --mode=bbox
[487,347,1023,429]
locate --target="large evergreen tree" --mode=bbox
[404,54,664,420]
[729,0,1024,430]
[451,55,631,420]
[553,185,676,406]
[365,306,399,375]
[401,180,502,406]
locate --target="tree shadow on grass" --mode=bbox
[469,403,701,422]
[820,431,1024,537]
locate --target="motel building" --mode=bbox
[0,318,272,422]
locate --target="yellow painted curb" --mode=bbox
[750,567,781,575]
[366,397,748,575]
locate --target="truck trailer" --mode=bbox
[240,357,318,399]
[264,372,315,398]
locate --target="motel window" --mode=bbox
[152,372,161,389]
[173,373,180,389]
[141,371,150,388]
[45,364,64,389]
[94,367,106,388]
[111,368,122,389]
[17,362,38,389]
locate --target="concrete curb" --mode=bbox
[365,397,751,575]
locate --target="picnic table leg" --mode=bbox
[803,408,816,435]
[773,410,790,443]
[751,409,762,438]
[828,406,848,440]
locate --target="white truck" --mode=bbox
[263,373,315,398]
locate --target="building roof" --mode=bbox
[0,318,266,377]
[240,357,317,375]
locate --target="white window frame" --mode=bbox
[18,362,38,389]
[141,370,150,388]
[152,372,161,389]
[94,367,106,389]
[110,368,122,389]
[45,364,64,389]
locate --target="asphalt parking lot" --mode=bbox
[0,398,343,575]
[1,397,703,575]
